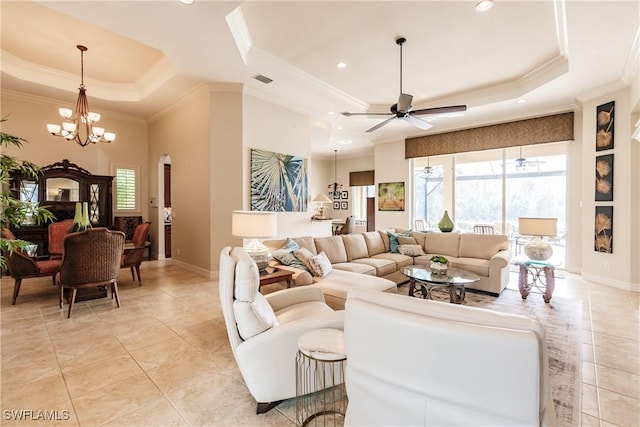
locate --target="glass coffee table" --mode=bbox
[401,265,480,304]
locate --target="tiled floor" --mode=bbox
[1,261,638,426]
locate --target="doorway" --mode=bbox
[157,155,172,259]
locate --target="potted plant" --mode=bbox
[1,118,55,269]
[430,255,449,275]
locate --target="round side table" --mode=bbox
[295,328,347,426]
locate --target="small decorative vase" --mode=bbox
[70,202,92,232]
[430,262,448,275]
[438,210,455,232]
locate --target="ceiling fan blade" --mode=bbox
[410,105,467,116]
[397,93,413,112]
[365,116,396,133]
[342,111,393,117]
[403,115,433,130]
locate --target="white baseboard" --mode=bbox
[582,273,640,293]
[169,258,217,279]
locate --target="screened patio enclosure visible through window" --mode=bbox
[413,142,567,267]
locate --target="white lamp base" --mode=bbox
[244,239,270,272]
[524,236,553,261]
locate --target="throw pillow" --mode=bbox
[294,247,315,271]
[397,244,427,257]
[272,239,310,272]
[387,230,413,253]
[308,251,333,278]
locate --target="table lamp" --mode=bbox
[312,193,332,219]
[232,210,278,272]
[518,217,557,261]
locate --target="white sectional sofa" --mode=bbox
[264,229,511,309]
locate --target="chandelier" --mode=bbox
[327,149,344,194]
[46,45,116,147]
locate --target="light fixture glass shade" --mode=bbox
[59,108,73,119]
[47,124,61,134]
[519,217,557,261]
[232,210,278,271]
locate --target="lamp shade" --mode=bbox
[232,210,277,238]
[518,217,557,237]
[313,193,332,203]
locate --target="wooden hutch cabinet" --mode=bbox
[10,159,113,256]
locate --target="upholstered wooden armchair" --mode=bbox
[120,222,150,285]
[2,228,61,305]
[58,228,125,318]
[48,219,74,259]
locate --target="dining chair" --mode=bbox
[120,222,150,285]
[48,219,74,259]
[473,224,496,235]
[2,228,61,305]
[58,228,125,318]
[414,219,427,232]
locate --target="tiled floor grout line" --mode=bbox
[586,283,603,425]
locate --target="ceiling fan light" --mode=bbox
[475,0,494,12]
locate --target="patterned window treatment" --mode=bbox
[405,112,574,158]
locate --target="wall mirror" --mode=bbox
[46,177,80,201]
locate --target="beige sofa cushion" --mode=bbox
[312,270,397,310]
[363,232,386,256]
[424,232,460,258]
[293,236,318,255]
[350,258,397,277]
[459,234,509,259]
[412,231,428,249]
[332,262,377,276]
[378,229,395,252]
[371,253,414,269]
[314,236,348,264]
[342,234,369,261]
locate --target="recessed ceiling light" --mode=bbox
[336,62,347,69]
[475,0,494,12]
[517,99,527,104]
[339,139,353,145]
[178,0,194,5]
[328,111,336,116]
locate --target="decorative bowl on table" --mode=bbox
[429,255,449,275]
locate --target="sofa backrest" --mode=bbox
[314,236,348,264]
[424,232,461,257]
[263,236,318,256]
[341,234,369,261]
[459,234,509,259]
[344,289,549,426]
[362,231,386,256]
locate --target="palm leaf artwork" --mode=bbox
[251,149,307,212]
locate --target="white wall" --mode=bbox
[374,139,411,230]
[243,94,333,239]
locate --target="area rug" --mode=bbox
[396,284,582,427]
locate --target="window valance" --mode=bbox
[405,112,574,158]
[349,170,375,186]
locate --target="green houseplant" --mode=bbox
[1,118,55,269]
[430,255,449,275]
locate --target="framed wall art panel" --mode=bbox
[596,101,615,151]
[250,148,307,212]
[595,154,614,201]
[378,182,405,211]
[594,206,613,253]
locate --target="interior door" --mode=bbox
[366,197,375,231]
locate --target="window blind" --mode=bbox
[116,167,137,210]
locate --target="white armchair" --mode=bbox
[219,246,344,414]
[344,289,555,426]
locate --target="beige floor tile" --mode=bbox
[102,399,189,426]
[598,388,640,427]
[593,345,640,375]
[595,364,640,399]
[592,331,640,356]
[1,373,70,410]
[582,383,600,419]
[109,316,179,351]
[129,336,202,371]
[72,372,165,426]
[583,361,597,386]
[62,353,144,399]
[51,329,127,371]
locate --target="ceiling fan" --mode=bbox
[342,37,467,133]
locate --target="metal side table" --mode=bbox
[296,328,347,426]
[514,256,557,303]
